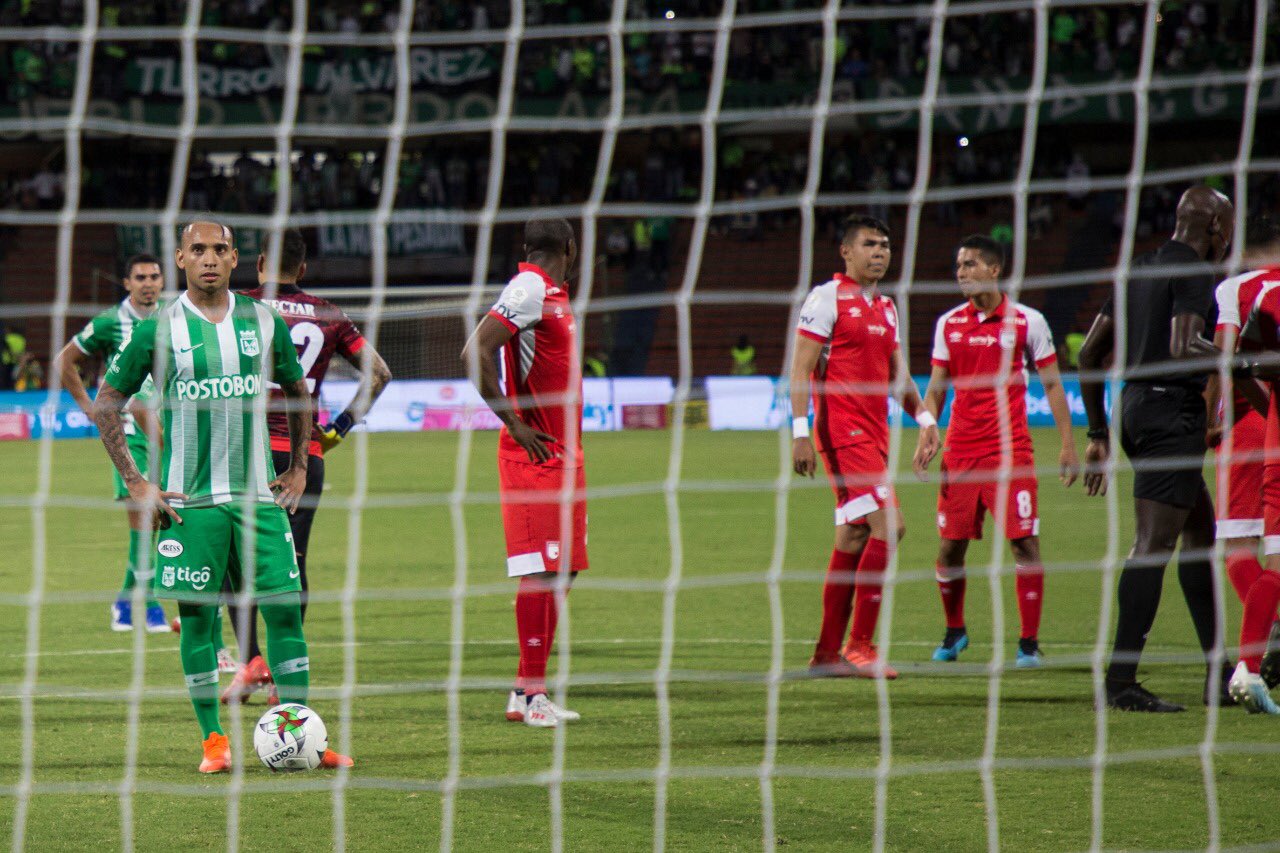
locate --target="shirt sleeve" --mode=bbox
[103,316,156,397]
[334,310,366,358]
[1025,310,1058,368]
[1171,269,1216,321]
[72,314,111,356]
[930,315,950,366]
[487,274,546,334]
[271,310,305,384]
[796,284,837,342]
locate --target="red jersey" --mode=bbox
[1216,268,1280,417]
[930,296,1056,462]
[486,263,583,468]
[796,273,900,455]
[242,284,366,456]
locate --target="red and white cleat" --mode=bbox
[505,690,526,722]
[523,693,559,728]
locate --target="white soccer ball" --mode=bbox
[254,703,328,772]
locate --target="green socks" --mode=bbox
[260,596,309,705]
[178,603,223,738]
[121,528,160,609]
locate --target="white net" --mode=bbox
[1,0,1279,849]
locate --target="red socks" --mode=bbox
[1015,564,1044,641]
[515,577,565,694]
[1241,572,1280,673]
[936,563,967,629]
[815,549,859,659]
[848,537,888,646]
[1226,550,1264,605]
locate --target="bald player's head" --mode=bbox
[1173,185,1233,262]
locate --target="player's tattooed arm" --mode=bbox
[92,384,184,525]
[271,377,311,513]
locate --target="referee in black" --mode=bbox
[1077,185,1235,712]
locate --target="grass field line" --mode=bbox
[6,635,1112,661]
[4,740,1280,800]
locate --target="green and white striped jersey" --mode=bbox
[105,291,304,508]
[73,298,153,441]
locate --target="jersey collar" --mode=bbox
[967,294,1008,322]
[518,262,568,296]
[834,272,876,302]
[120,297,153,320]
[179,289,234,325]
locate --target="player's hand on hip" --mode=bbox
[126,480,185,527]
[1059,442,1080,487]
[269,467,308,514]
[1083,439,1109,496]
[912,425,940,480]
[792,437,816,477]
[510,420,558,464]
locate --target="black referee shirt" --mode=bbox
[1099,239,1216,389]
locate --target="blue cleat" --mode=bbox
[1015,638,1042,668]
[1229,662,1280,715]
[110,599,132,632]
[144,604,170,633]
[932,630,969,662]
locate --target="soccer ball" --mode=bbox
[254,703,328,772]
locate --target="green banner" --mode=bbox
[116,221,465,262]
[8,71,1274,135]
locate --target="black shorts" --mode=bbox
[271,449,325,557]
[1119,383,1207,509]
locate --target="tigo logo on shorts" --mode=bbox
[165,565,212,591]
[158,539,183,558]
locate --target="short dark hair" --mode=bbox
[957,234,1005,272]
[263,228,307,276]
[180,218,235,246]
[840,214,890,244]
[1245,214,1280,253]
[124,253,161,278]
[524,218,575,256]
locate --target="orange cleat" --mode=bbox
[320,749,354,769]
[171,617,181,634]
[840,642,899,680]
[807,652,857,678]
[266,685,279,707]
[220,655,273,705]
[199,732,231,774]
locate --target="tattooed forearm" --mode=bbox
[279,378,312,470]
[92,384,144,484]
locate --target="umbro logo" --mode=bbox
[848,307,862,317]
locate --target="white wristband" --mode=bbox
[915,409,937,428]
[791,416,811,439]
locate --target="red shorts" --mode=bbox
[1215,408,1265,539]
[820,442,897,526]
[498,459,588,576]
[1263,464,1280,556]
[937,453,1038,541]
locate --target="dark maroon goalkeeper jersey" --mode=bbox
[243,284,366,456]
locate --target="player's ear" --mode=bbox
[230,248,239,269]
[175,247,185,270]
[257,254,265,275]
[297,262,306,282]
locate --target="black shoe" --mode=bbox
[1204,664,1239,707]
[1261,622,1280,690]
[1107,682,1185,713]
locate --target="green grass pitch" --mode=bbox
[0,428,1275,851]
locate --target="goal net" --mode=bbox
[0,0,1276,850]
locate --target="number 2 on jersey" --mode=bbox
[267,321,322,392]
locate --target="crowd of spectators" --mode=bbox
[3,0,1275,107]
